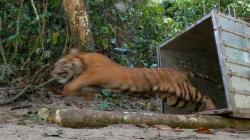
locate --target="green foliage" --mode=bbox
[100,89,115,97]
[0,0,67,85]
[87,0,169,67]
[162,0,250,35]
[98,99,114,111]
[87,0,250,67]
[98,89,116,110]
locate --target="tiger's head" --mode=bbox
[51,48,84,84]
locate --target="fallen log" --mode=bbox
[40,108,250,129]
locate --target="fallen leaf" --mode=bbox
[195,128,214,134]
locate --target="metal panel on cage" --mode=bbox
[159,10,250,118]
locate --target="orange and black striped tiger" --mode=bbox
[51,49,216,111]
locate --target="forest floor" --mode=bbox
[0,87,250,140]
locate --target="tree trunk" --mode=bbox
[42,108,250,129]
[63,0,93,50]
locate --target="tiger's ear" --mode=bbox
[69,48,79,56]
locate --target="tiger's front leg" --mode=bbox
[63,84,81,96]
[63,72,99,96]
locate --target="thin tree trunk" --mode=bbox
[63,0,93,50]
[42,108,250,129]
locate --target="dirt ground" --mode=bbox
[1,88,250,140]
[1,124,250,140]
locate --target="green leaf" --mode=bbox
[100,26,109,34]
[44,50,51,58]
[101,89,112,97]
[98,100,113,111]
[52,32,59,45]
[102,38,109,49]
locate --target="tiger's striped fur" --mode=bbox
[51,49,216,111]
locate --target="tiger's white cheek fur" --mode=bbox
[58,67,75,84]
[57,73,73,84]
[58,78,68,84]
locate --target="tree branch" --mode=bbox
[43,108,250,129]
[0,78,55,106]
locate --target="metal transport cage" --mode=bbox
[158,10,250,118]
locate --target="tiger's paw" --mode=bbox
[205,98,216,111]
[63,85,77,96]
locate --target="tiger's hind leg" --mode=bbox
[161,99,166,114]
[192,95,216,112]
[183,83,216,111]
[203,95,216,110]
[156,92,185,114]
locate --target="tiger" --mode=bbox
[51,48,216,111]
